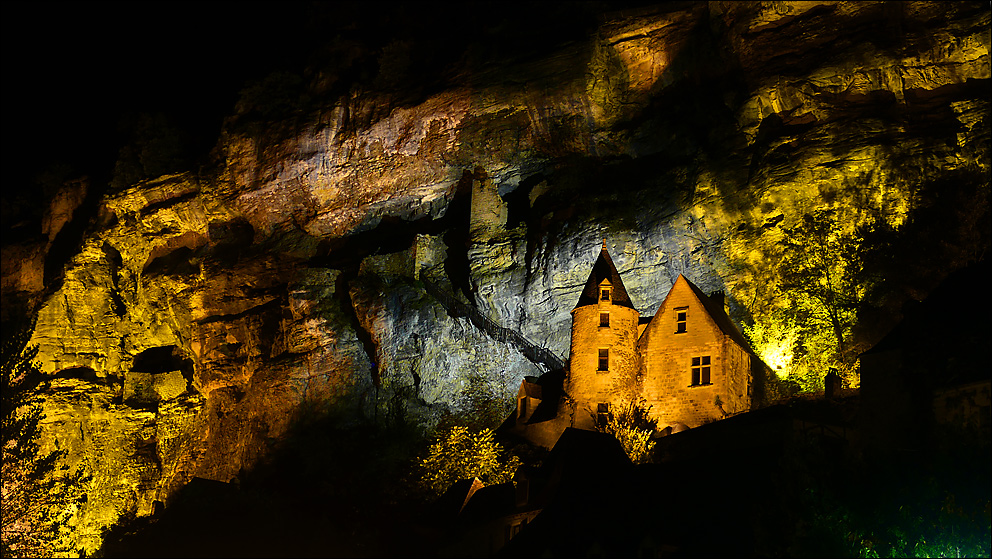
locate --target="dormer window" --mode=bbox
[675,307,688,333]
[601,288,611,301]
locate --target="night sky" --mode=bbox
[1,1,612,200]
[2,2,328,191]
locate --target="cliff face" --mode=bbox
[2,1,989,552]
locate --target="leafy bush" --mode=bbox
[595,399,657,464]
[1,319,87,557]
[412,425,520,500]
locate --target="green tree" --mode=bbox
[1,319,86,557]
[412,425,520,499]
[594,399,656,464]
[777,209,867,389]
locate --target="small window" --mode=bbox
[598,348,609,371]
[601,288,611,301]
[518,397,527,418]
[691,356,711,386]
[600,312,610,327]
[597,403,611,426]
[675,307,688,333]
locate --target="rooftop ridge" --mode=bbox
[573,243,636,310]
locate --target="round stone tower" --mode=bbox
[566,241,640,430]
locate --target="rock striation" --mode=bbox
[1,1,988,553]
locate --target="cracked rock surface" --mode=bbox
[1,2,988,552]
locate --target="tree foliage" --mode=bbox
[1,320,86,558]
[774,209,869,390]
[412,425,520,500]
[594,399,657,465]
[780,430,991,558]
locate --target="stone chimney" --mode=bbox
[709,291,726,315]
[825,368,842,398]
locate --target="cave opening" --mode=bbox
[441,170,476,304]
[141,246,199,276]
[54,366,100,383]
[132,345,193,377]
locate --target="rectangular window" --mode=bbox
[597,403,611,426]
[600,312,610,327]
[601,288,611,301]
[691,356,711,386]
[675,307,688,333]
[518,397,527,418]
[598,348,609,371]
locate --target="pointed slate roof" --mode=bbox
[573,242,636,310]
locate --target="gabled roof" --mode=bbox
[458,482,516,523]
[521,379,543,399]
[665,275,756,355]
[433,478,486,518]
[573,243,636,310]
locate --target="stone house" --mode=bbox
[507,243,763,445]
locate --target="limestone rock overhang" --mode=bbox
[573,245,636,310]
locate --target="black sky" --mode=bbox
[1,1,629,201]
[2,2,332,190]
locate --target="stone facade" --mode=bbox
[637,275,754,428]
[567,284,641,430]
[569,244,756,431]
[512,243,760,446]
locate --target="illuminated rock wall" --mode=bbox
[2,1,988,553]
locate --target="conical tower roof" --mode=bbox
[573,242,636,310]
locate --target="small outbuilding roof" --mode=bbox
[520,380,543,399]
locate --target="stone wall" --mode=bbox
[638,278,749,428]
[566,301,640,430]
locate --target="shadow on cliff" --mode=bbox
[98,410,433,558]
